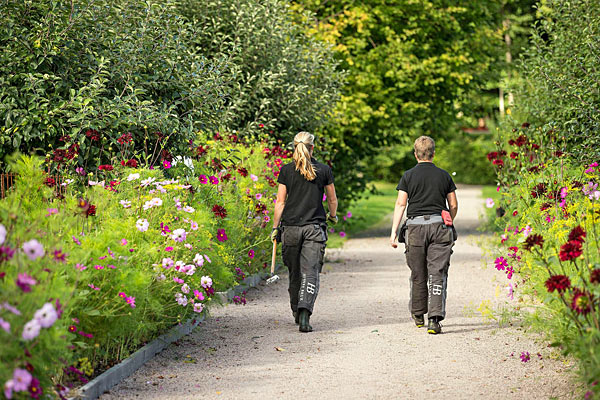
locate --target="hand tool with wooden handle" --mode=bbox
[266,240,280,284]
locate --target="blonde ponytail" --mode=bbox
[292,132,317,181]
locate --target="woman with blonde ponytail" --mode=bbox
[271,132,338,332]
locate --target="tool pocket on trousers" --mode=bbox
[437,225,454,244]
[282,227,302,247]
[406,226,423,247]
[318,245,325,273]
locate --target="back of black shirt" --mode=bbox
[397,162,456,218]
[278,158,334,226]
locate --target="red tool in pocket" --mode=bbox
[441,210,453,226]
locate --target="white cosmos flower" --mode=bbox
[193,253,205,267]
[182,206,195,213]
[142,201,153,211]
[201,276,212,288]
[127,173,140,181]
[136,218,149,232]
[151,197,163,207]
[140,177,155,187]
[120,200,131,208]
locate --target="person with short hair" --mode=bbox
[271,132,338,332]
[390,135,458,334]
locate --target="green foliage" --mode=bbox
[511,0,600,162]
[178,0,344,136]
[0,0,229,168]
[0,136,281,396]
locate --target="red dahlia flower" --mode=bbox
[545,275,571,293]
[571,289,592,315]
[568,226,586,243]
[487,151,499,161]
[86,204,97,217]
[523,234,544,251]
[98,164,114,171]
[590,269,600,284]
[212,205,227,219]
[559,240,583,261]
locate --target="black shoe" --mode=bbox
[427,318,442,334]
[298,309,313,332]
[411,314,424,328]
[293,311,299,325]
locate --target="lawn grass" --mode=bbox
[327,181,398,248]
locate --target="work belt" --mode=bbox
[406,215,443,225]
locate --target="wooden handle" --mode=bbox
[271,240,277,274]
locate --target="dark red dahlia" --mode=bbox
[196,145,208,157]
[44,177,56,187]
[98,164,113,171]
[237,167,248,177]
[590,269,600,284]
[515,135,527,147]
[571,288,592,315]
[540,203,552,211]
[492,159,504,167]
[568,226,586,243]
[523,234,544,251]
[487,151,499,161]
[545,274,571,293]
[510,152,518,159]
[212,205,227,219]
[86,204,97,217]
[521,122,530,128]
[559,240,583,261]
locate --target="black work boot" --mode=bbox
[293,311,299,325]
[427,317,442,334]
[411,314,425,328]
[298,308,313,332]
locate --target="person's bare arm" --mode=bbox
[390,190,408,248]
[325,183,338,217]
[272,184,287,228]
[447,191,458,220]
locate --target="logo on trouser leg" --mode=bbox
[432,284,442,296]
[306,282,316,294]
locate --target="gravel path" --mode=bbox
[102,186,577,399]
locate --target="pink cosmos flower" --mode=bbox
[204,254,211,263]
[1,303,21,315]
[94,265,104,270]
[194,290,205,301]
[12,369,32,392]
[494,257,508,271]
[88,283,100,291]
[500,234,508,243]
[22,239,44,260]
[22,319,41,341]
[119,200,131,208]
[165,246,174,252]
[522,225,532,238]
[264,215,270,223]
[16,274,37,292]
[250,174,258,182]
[193,303,204,313]
[248,249,255,259]
[0,317,10,333]
[118,292,126,298]
[173,276,184,284]
[198,175,208,184]
[209,176,219,185]
[33,302,58,328]
[346,211,352,218]
[255,193,262,200]
[506,283,514,300]
[171,229,187,242]
[163,160,171,169]
[520,351,530,362]
[75,263,86,271]
[485,198,495,208]
[46,208,58,216]
[3,379,13,399]
[121,238,128,246]
[162,258,174,269]
[190,221,198,230]
[181,284,190,294]
[126,296,136,308]
[339,231,346,237]
[216,228,228,242]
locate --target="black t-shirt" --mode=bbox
[397,162,456,218]
[278,158,334,226]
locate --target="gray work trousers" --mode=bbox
[405,223,454,321]
[281,224,327,315]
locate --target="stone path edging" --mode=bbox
[71,266,283,400]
